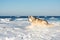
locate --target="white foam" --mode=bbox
[0,18,60,40]
[0,18,11,23]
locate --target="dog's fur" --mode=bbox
[26,16,54,29]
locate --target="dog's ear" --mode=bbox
[28,16,35,19]
[28,16,35,22]
[28,16,32,18]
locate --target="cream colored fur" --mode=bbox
[26,16,54,29]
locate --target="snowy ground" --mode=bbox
[0,18,60,40]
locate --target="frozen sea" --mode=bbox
[0,16,60,40]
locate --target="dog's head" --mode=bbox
[28,16,36,22]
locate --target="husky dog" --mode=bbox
[26,16,54,29]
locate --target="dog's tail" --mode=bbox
[47,24,55,27]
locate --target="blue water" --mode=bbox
[0,16,60,21]
[0,16,60,18]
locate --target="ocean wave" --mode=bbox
[0,18,60,40]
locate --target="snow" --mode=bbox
[0,18,60,40]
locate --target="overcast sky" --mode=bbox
[0,0,60,16]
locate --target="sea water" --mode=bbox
[0,16,60,40]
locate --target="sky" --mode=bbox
[0,0,60,16]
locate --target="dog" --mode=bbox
[26,16,54,29]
